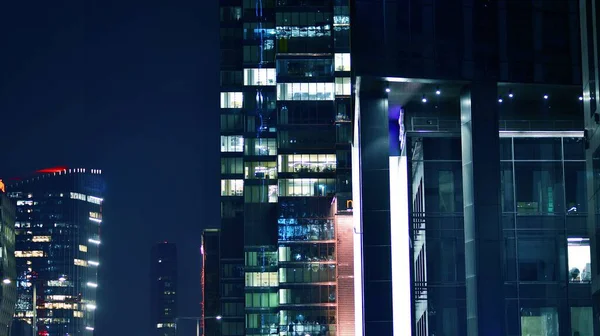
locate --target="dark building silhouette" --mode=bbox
[7,167,104,336]
[201,229,221,336]
[151,242,178,336]
[0,193,16,336]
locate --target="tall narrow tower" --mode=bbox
[219,0,354,335]
[150,242,178,336]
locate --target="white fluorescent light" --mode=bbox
[88,261,99,266]
[88,239,101,245]
[89,217,102,223]
[86,304,97,310]
[86,282,98,288]
[85,326,94,331]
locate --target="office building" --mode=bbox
[201,229,221,336]
[219,0,355,335]
[351,1,590,335]
[7,167,104,336]
[0,193,16,336]
[581,0,600,328]
[151,242,178,336]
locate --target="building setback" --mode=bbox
[150,242,178,336]
[8,167,104,336]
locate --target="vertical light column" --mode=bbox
[389,156,412,336]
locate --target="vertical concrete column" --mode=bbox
[357,77,394,334]
[460,82,505,336]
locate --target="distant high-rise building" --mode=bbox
[151,242,178,336]
[7,167,104,336]
[201,229,221,336]
[0,193,16,336]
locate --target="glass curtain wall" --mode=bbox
[408,136,466,336]
[501,136,591,335]
[408,135,592,336]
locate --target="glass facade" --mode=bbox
[408,135,592,335]
[219,0,353,335]
[8,168,104,336]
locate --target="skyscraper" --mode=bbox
[8,167,104,336]
[0,193,17,336]
[219,0,355,335]
[150,242,178,336]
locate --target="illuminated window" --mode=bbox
[15,251,44,258]
[89,212,101,219]
[32,236,51,243]
[278,178,336,197]
[278,154,336,173]
[74,311,84,318]
[221,180,244,196]
[335,77,351,96]
[334,53,351,71]
[79,245,88,252]
[245,272,278,287]
[244,138,277,156]
[16,200,34,206]
[244,68,276,86]
[276,83,334,101]
[220,135,244,152]
[220,92,243,108]
[87,196,103,204]
[157,323,176,328]
[74,259,88,267]
[568,237,591,282]
[43,302,78,309]
[70,192,86,201]
[47,280,69,287]
[244,162,277,179]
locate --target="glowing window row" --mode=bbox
[32,236,51,242]
[276,83,334,101]
[43,302,79,309]
[278,178,336,197]
[279,154,336,173]
[244,68,276,86]
[15,251,44,258]
[245,272,278,287]
[157,323,176,328]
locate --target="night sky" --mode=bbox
[0,1,219,334]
